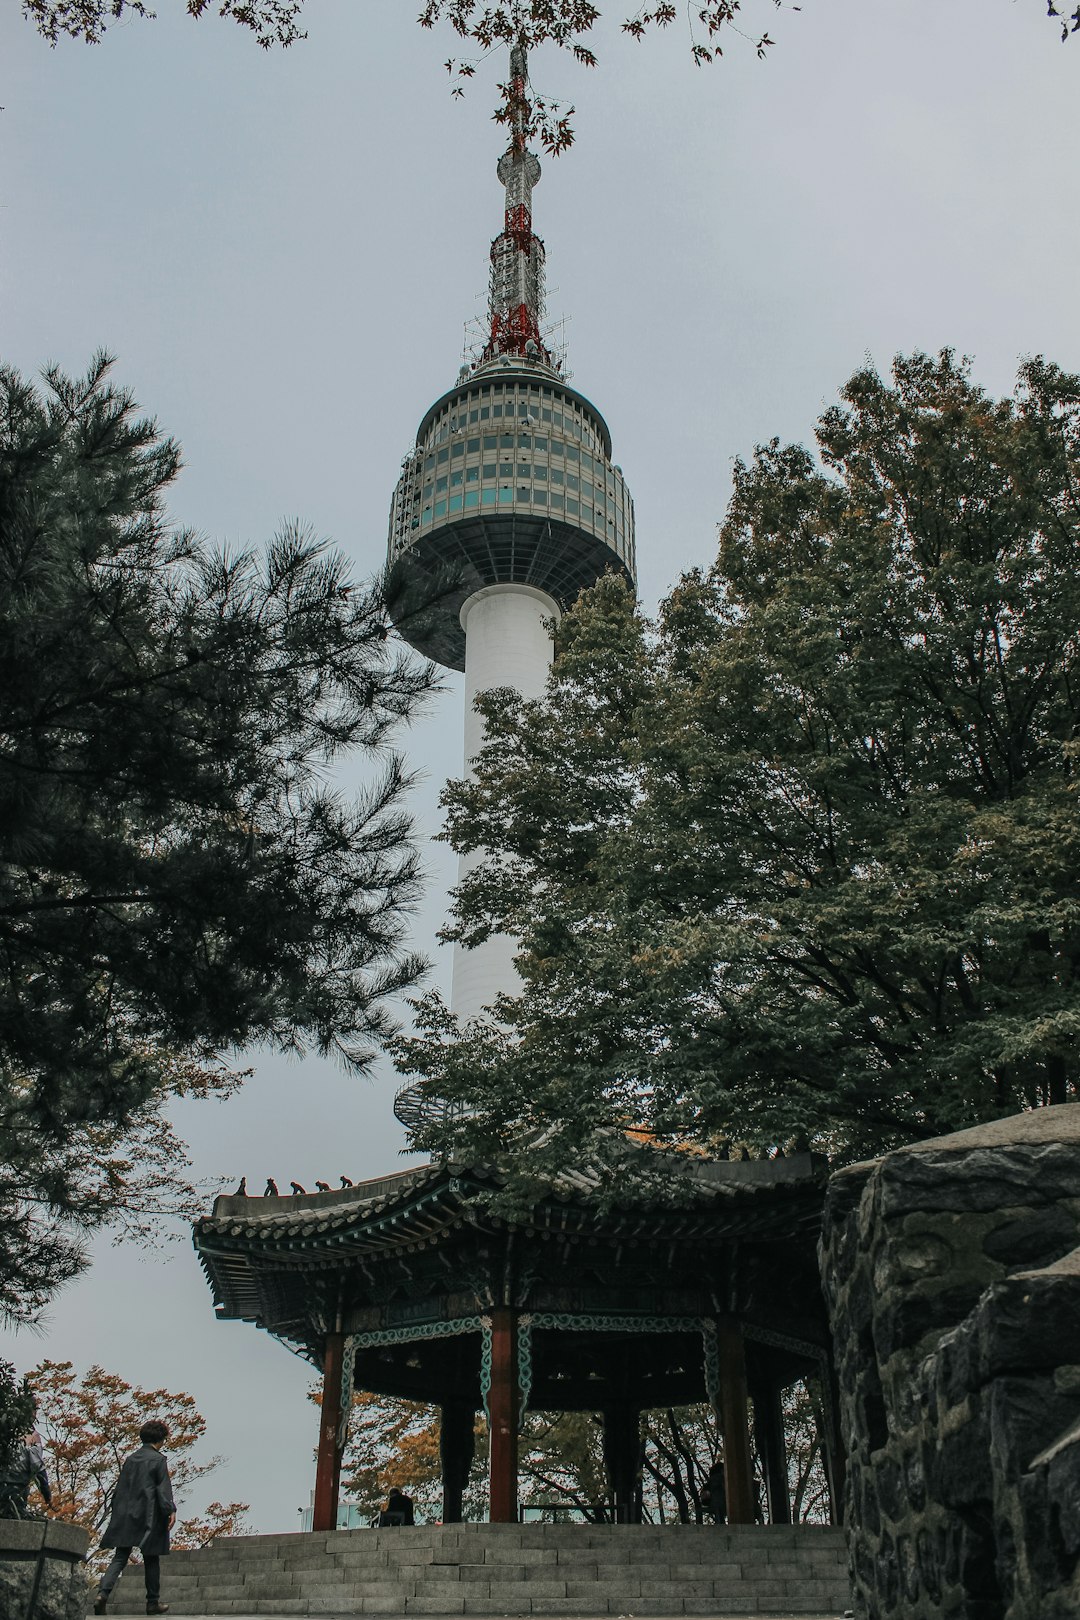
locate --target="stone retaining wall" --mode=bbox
[821,1104,1080,1620]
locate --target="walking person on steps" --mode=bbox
[93,1419,176,1616]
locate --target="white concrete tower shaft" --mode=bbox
[450,584,558,1022]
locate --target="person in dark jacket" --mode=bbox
[0,1429,52,1517]
[377,1485,415,1526]
[93,1420,176,1616]
[701,1458,726,1523]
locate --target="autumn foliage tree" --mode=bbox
[22,3,1076,157]
[22,0,308,48]
[782,1382,830,1523]
[518,1401,826,1523]
[23,0,1079,56]
[338,1391,446,1523]
[332,1389,828,1523]
[28,1360,250,1553]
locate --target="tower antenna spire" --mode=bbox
[481,42,552,368]
[386,35,636,1034]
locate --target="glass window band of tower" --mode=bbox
[387,376,636,581]
[386,373,636,672]
[415,371,614,458]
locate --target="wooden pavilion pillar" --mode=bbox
[488,1307,520,1523]
[715,1317,755,1525]
[312,1330,345,1533]
[602,1405,642,1523]
[440,1398,476,1524]
[751,1380,791,1525]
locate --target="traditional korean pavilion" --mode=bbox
[190,42,848,1539]
[193,1148,841,1530]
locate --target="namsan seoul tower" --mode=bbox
[386,46,636,1025]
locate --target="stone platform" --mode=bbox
[94,1523,851,1617]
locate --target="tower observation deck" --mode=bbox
[386,46,636,1030]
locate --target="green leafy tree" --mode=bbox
[522,1399,828,1524]
[325,1389,488,1523]
[784,1381,829,1522]
[520,1411,611,1520]
[396,351,1080,1184]
[639,1405,718,1523]
[0,355,433,1321]
[338,1391,446,1523]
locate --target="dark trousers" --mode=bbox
[0,1485,28,1517]
[99,1547,161,1601]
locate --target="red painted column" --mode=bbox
[716,1316,755,1525]
[312,1330,345,1532]
[487,1307,519,1523]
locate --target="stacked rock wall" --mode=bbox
[821,1105,1080,1620]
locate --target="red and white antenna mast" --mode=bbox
[480,45,554,369]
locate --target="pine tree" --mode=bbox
[0,355,434,1319]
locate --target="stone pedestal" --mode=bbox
[0,1519,89,1620]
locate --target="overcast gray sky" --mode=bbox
[1,0,1077,1534]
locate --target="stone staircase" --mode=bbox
[95,1523,851,1616]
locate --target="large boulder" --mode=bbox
[821,1104,1080,1620]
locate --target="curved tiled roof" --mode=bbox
[195,1152,825,1249]
[193,1151,829,1364]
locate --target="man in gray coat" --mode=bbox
[93,1420,176,1616]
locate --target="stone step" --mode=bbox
[94,1524,850,1617]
